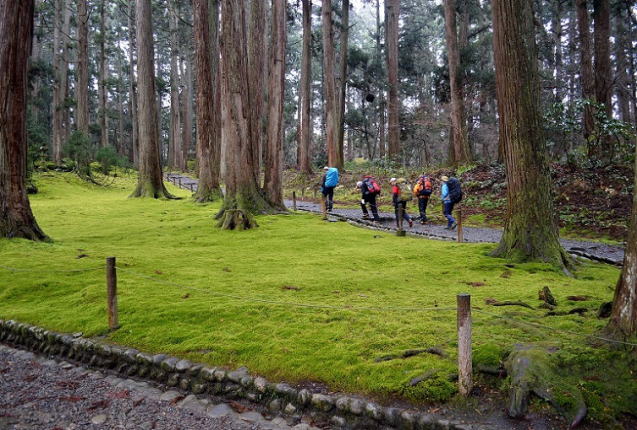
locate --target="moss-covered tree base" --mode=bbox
[129,181,177,199]
[194,186,223,203]
[491,231,574,274]
[505,345,587,427]
[216,209,257,230]
[0,220,49,242]
[215,188,279,230]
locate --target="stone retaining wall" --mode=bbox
[0,319,472,430]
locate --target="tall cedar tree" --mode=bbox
[127,0,139,166]
[0,0,48,240]
[248,0,267,174]
[491,0,571,270]
[592,0,612,161]
[443,0,471,165]
[375,0,385,158]
[336,0,350,164]
[193,0,222,202]
[263,0,287,209]
[76,0,89,135]
[180,56,193,171]
[576,0,595,142]
[168,0,182,169]
[385,0,400,160]
[51,0,70,163]
[130,0,173,198]
[217,0,275,230]
[321,0,341,169]
[98,0,108,148]
[607,143,637,339]
[296,0,313,174]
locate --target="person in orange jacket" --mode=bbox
[412,175,433,224]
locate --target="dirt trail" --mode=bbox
[165,173,624,266]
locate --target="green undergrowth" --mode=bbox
[0,172,635,424]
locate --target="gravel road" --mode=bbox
[0,344,319,430]
[165,172,624,266]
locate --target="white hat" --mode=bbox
[323,166,329,170]
[356,181,363,188]
[390,177,397,183]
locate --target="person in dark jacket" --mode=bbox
[412,175,432,224]
[357,176,381,222]
[391,177,413,228]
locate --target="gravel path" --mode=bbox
[165,173,624,266]
[0,344,319,430]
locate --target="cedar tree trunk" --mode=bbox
[130,0,173,198]
[193,0,222,202]
[263,0,286,209]
[321,0,341,169]
[296,0,312,174]
[386,0,400,160]
[76,0,89,136]
[576,0,595,142]
[168,0,182,169]
[217,0,275,229]
[491,0,571,270]
[0,0,48,241]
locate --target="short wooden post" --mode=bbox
[321,194,327,220]
[313,189,317,199]
[178,177,182,188]
[292,191,297,211]
[457,293,472,396]
[396,204,406,236]
[106,257,119,330]
[189,183,194,192]
[457,207,463,243]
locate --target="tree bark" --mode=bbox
[336,0,350,166]
[99,0,109,148]
[376,0,385,159]
[51,0,70,163]
[193,0,222,202]
[614,4,631,124]
[128,0,139,167]
[263,0,286,209]
[248,0,267,176]
[76,0,89,136]
[386,0,400,160]
[296,0,312,174]
[168,0,182,170]
[491,0,570,270]
[0,0,48,241]
[592,0,612,161]
[321,0,341,169]
[443,0,471,165]
[217,0,275,229]
[607,141,637,338]
[130,0,172,198]
[576,0,595,142]
[181,54,193,171]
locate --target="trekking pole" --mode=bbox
[457,293,472,396]
[457,207,464,243]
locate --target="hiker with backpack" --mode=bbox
[440,175,462,230]
[321,166,339,212]
[391,177,414,228]
[412,175,433,224]
[357,176,381,222]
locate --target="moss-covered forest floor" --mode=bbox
[1,172,636,428]
[283,161,633,244]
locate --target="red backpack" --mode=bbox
[364,177,381,195]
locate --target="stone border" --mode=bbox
[0,319,474,430]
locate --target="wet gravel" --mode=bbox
[0,344,308,430]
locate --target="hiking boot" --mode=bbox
[362,214,370,220]
[420,220,426,225]
[408,219,414,228]
[450,222,458,230]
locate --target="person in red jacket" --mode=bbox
[390,177,413,228]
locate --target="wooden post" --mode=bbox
[457,207,463,243]
[321,194,327,220]
[457,293,472,396]
[106,257,119,330]
[178,177,182,188]
[396,204,406,236]
[292,191,297,211]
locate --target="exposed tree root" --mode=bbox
[216,209,257,230]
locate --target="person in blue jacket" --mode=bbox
[440,175,457,230]
[321,166,339,212]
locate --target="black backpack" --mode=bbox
[447,177,463,204]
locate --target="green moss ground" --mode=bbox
[0,172,635,424]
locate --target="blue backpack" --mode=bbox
[325,168,339,187]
